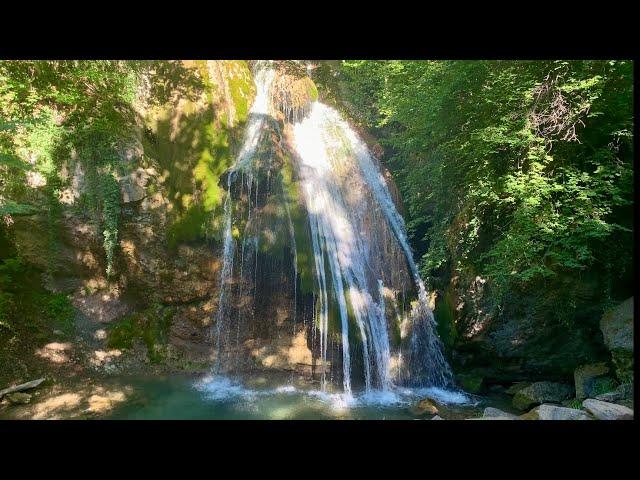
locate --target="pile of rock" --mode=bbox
[460,297,635,421]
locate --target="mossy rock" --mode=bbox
[505,381,531,395]
[600,297,633,383]
[611,351,634,384]
[512,382,573,411]
[574,362,610,400]
[106,304,174,364]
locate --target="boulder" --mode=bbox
[6,392,32,405]
[512,381,573,411]
[505,382,531,395]
[594,383,634,408]
[483,407,517,419]
[410,399,438,416]
[468,417,514,420]
[600,297,633,383]
[602,382,635,408]
[519,409,540,420]
[574,363,610,400]
[595,391,622,402]
[534,404,592,420]
[582,399,634,420]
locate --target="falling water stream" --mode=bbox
[208,61,458,410]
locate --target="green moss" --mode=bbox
[166,203,209,248]
[146,104,229,248]
[280,155,315,295]
[304,77,319,102]
[567,398,582,409]
[0,255,77,345]
[106,315,138,350]
[227,61,256,124]
[145,61,257,250]
[41,293,75,335]
[106,304,175,364]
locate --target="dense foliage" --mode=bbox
[0,61,144,277]
[330,60,633,328]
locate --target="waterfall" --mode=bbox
[212,61,452,393]
[292,102,452,391]
[212,62,277,371]
[284,195,298,333]
[213,176,235,373]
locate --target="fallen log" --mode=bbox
[0,378,45,398]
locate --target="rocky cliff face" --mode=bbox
[440,269,614,385]
[8,61,258,374]
[600,297,633,384]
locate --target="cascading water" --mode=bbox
[292,101,453,392]
[211,61,453,398]
[212,62,280,372]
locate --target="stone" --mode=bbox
[582,399,634,420]
[592,382,633,405]
[483,407,517,419]
[574,363,610,400]
[616,399,634,410]
[600,297,633,383]
[410,399,439,416]
[512,381,574,411]
[595,391,622,402]
[6,392,32,405]
[505,382,531,395]
[519,409,540,420]
[431,415,444,420]
[468,417,514,420]
[534,404,592,420]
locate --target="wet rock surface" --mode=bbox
[512,382,573,411]
[410,399,439,416]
